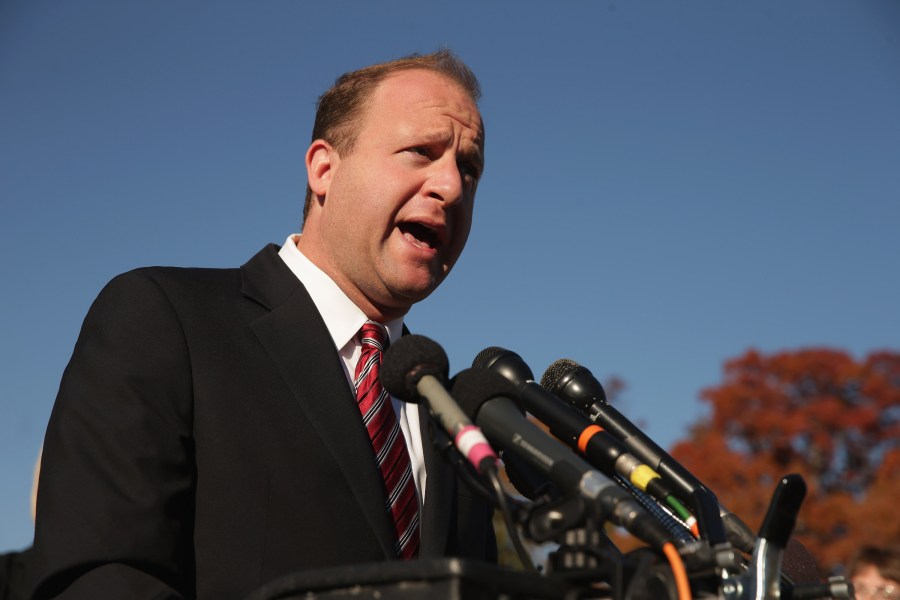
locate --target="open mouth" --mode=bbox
[398,222,442,250]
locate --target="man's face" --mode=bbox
[302,69,484,319]
[852,565,899,600]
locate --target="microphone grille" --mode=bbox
[540,358,581,391]
[472,346,507,369]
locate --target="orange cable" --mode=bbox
[662,542,692,600]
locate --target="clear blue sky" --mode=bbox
[2,1,898,552]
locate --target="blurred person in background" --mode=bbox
[848,545,900,600]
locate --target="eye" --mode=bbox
[459,159,482,181]
[406,146,431,158]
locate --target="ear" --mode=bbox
[306,139,336,199]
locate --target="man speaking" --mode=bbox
[30,50,495,599]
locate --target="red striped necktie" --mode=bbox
[354,321,420,559]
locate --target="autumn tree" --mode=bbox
[669,348,900,573]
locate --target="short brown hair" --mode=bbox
[302,50,481,224]
[849,545,900,582]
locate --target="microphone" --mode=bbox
[379,334,497,474]
[472,347,678,500]
[451,367,671,549]
[380,337,540,571]
[542,358,756,552]
[731,475,808,599]
[473,347,699,543]
[541,358,703,500]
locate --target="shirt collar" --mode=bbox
[278,234,403,349]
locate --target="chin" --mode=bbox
[401,284,437,304]
[386,260,453,303]
[402,265,446,290]
[392,279,441,306]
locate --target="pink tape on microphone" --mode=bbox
[455,425,497,468]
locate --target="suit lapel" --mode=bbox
[241,245,396,559]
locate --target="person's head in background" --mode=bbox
[849,545,900,600]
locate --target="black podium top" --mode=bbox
[245,558,576,600]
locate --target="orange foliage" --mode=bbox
[670,348,900,573]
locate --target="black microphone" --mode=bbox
[541,358,704,499]
[542,358,756,552]
[735,474,808,599]
[378,341,554,502]
[472,347,677,498]
[379,334,497,474]
[451,367,671,549]
[473,346,700,544]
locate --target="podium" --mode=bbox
[246,558,576,600]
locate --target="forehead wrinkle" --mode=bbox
[405,121,483,153]
[381,71,483,144]
[410,96,482,135]
[416,129,454,144]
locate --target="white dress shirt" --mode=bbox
[278,234,427,503]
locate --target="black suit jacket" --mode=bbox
[30,245,496,599]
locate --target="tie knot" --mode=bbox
[360,321,388,352]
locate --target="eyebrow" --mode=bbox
[416,127,483,147]
[414,130,454,146]
[408,129,484,173]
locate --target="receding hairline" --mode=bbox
[365,68,482,130]
[302,49,483,226]
[336,67,483,155]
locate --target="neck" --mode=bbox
[293,235,410,323]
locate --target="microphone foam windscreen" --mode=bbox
[380,334,449,401]
[450,367,522,420]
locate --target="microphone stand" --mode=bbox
[426,418,540,572]
[433,414,852,600]
[718,475,852,600]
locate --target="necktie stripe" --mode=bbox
[386,466,414,505]
[354,358,379,388]
[365,402,395,438]
[361,391,389,426]
[354,321,420,560]
[395,512,419,552]
[374,426,402,465]
[371,431,398,466]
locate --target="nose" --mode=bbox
[425,155,465,207]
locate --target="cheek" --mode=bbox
[330,179,387,235]
[451,205,474,256]
[459,198,475,232]
[360,179,412,224]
